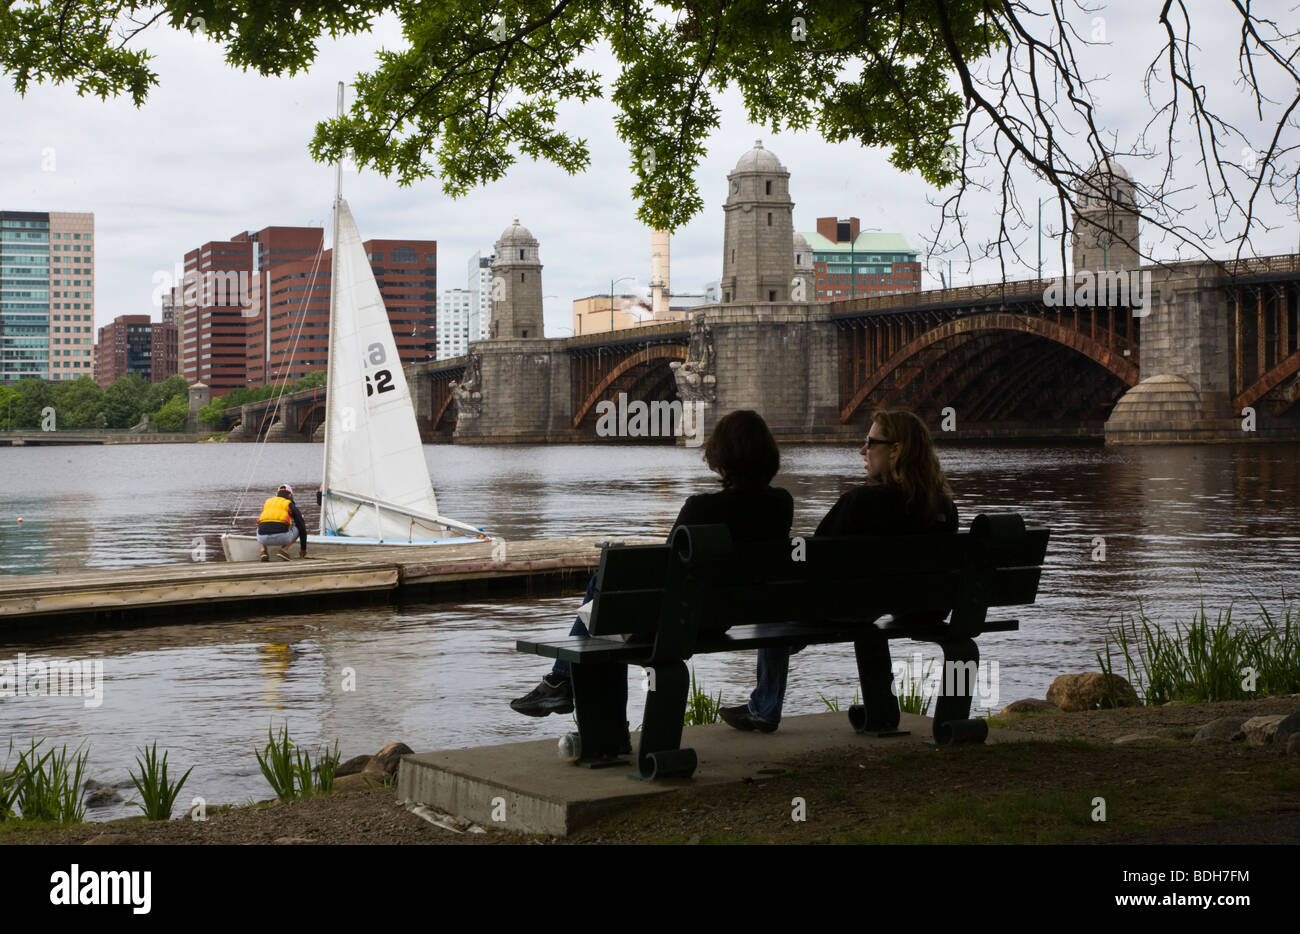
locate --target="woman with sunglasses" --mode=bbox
[720,408,957,733]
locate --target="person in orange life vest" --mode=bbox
[257,484,308,562]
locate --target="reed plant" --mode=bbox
[0,741,20,822]
[819,691,860,713]
[684,667,722,726]
[255,724,343,800]
[129,742,194,820]
[254,723,298,802]
[13,740,87,823]
[897,659,935,716]
[1098,594,1300,706]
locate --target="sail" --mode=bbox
[321,199,442,541]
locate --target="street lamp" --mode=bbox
[542,294,560,337]
[609,276,635,332]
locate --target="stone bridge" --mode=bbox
[227,253,1300,445]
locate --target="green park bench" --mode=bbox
[516,514,1050,780]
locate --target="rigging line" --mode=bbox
[227,227,329,530]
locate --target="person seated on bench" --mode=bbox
[720,408,957,733]
[510,409,794,724]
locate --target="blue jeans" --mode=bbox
[748,623,894,723]
[550,574,629,713]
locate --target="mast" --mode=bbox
[320,81,345,535]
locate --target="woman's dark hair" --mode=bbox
[702,409,780,490]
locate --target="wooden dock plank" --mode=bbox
[0,536,657,623]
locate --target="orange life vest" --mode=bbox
[258,496,292,526]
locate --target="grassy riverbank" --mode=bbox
[3,696,1297,845]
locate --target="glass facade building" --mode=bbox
[0,212,51,381]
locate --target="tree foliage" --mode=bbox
[4,1,1299,268]
[51,377,108,429]
[151,394,190,431]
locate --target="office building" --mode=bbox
[800,217,922,300]
[94,314,154,386]
[436,288,473,359]
[467,251,493,346]
[240,236,437,385]
[0,210,94,382]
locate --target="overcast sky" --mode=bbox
[2,2,1297,337]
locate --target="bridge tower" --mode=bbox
[720,141,795,304]
[489,218,544,339]
[451,219,571,442]
[1072,161,1140,274]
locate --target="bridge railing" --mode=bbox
[834,277,1057,314]
[1217,253,1300,276]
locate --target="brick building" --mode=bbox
[242,236,437,385]
[94,314,153,386]
[800,217,921,300]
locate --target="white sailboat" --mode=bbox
[221,85,488,562]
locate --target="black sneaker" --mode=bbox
[719,703,778,734]
[510,675,574,716]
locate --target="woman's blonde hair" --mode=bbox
[870,409,953,522]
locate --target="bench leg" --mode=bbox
[630,661,697,781]
[932,638,988,745]
[571,662,628,766]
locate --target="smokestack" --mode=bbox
[651,229,670,318]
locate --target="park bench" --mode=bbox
[516,513,1049,780]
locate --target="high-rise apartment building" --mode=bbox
[153,301,179,383]
[180,224,437,391]
[179,226,323,393]
[467,251,493,346]
[0,210,94,383]
[801,217,921,300]
[245,238,437,385]
[94,314,154,386]
[180,236,253,393]
[435,288,473,358]
[238,227,326,386]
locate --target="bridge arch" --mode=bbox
[840,312,1139,424]
[570,343,688,428]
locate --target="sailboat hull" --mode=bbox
[220,532,487,562]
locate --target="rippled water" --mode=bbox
[2,440,1299,820]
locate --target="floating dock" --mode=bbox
[0,537,650,628]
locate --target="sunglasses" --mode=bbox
[864,436,895,448]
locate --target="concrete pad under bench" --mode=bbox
[396,711,1040,837]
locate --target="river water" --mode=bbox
[2,440,1299,820]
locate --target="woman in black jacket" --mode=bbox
[510,410,794,725]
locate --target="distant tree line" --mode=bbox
[0,374,191,431]
[196,370,327,429]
